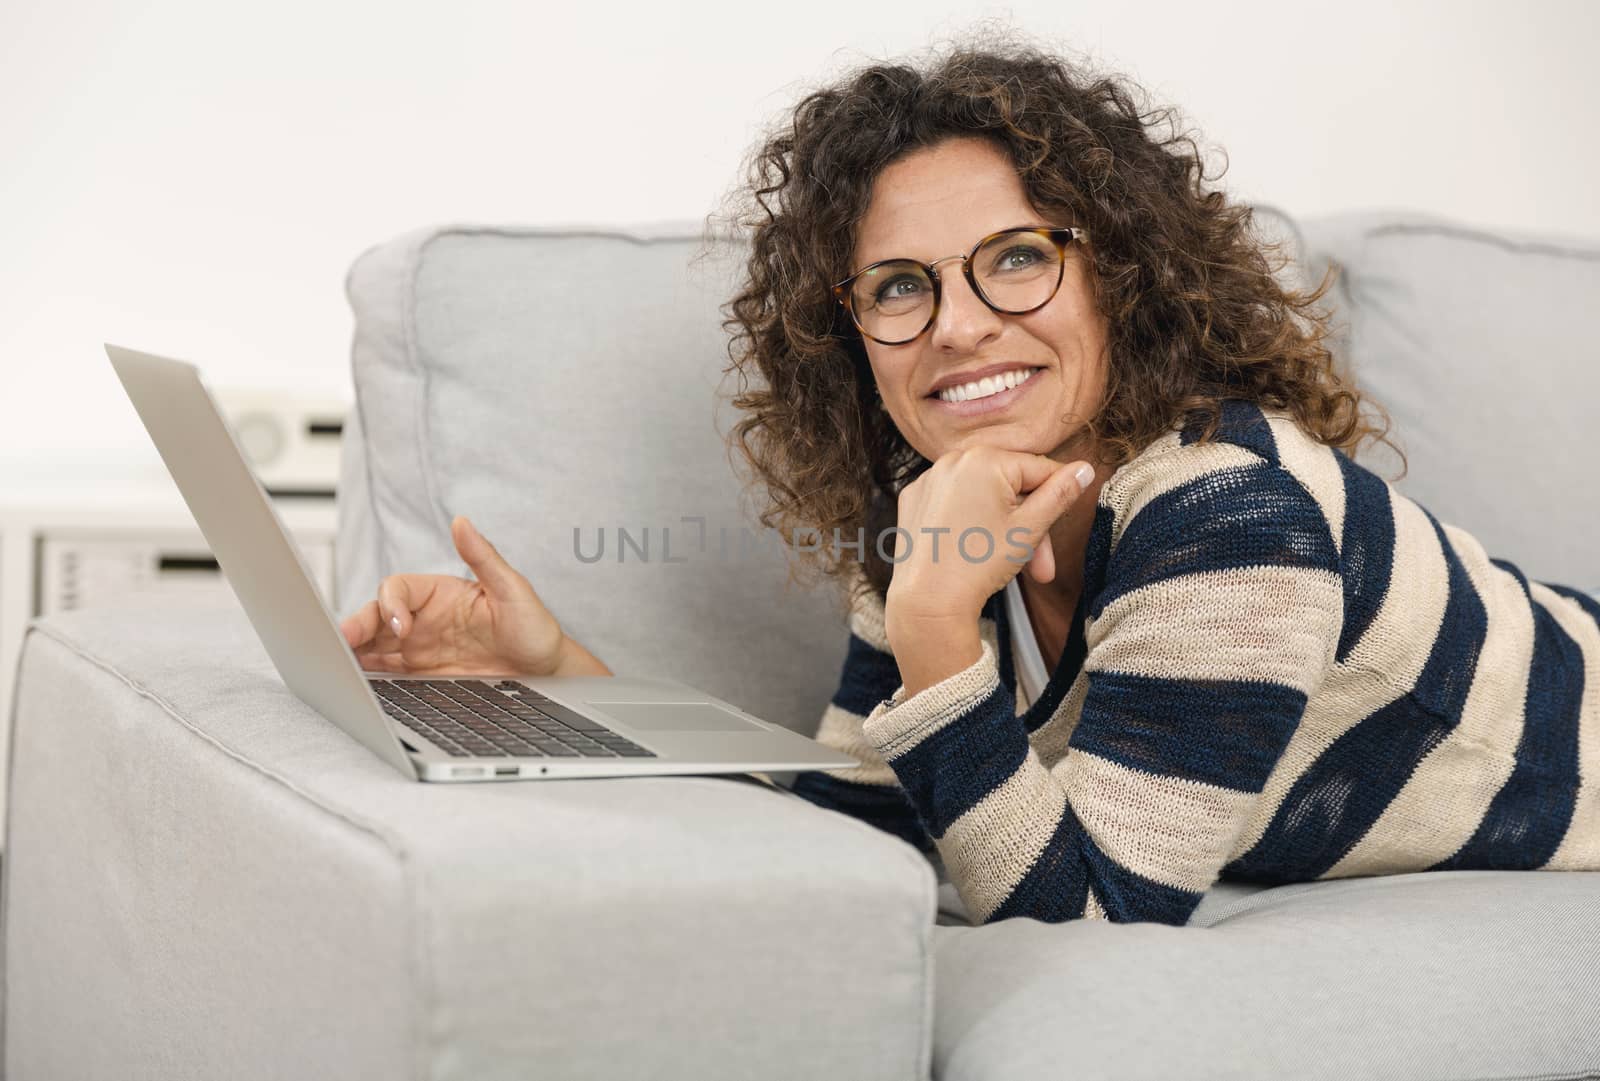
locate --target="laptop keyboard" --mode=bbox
[372,678,656,759]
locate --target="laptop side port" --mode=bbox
[494,765,519,777]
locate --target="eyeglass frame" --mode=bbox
[831,225,1090,346]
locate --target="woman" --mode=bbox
[339,40,1600,928]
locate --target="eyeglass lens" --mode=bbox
[848,229,1064,343]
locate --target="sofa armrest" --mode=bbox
[2,596,935,1081]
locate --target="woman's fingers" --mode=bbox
[353,645,419,673]
[343,591,424,655]
[1009,458,1093,581]
[1012,457,1094,533]
[341,598,383,649]
[377,574,444,639]
[377,576,411,638]
[452,516,528,601]
[1024,532,1058,583]
[997,449,1079,498]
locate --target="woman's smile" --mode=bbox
[926,364,1045,418]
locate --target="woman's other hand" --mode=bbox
[339,515,602,677]
[884,448,1095,695]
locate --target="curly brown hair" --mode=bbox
[714,31,1404,602]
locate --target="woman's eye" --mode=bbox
[995,246,1042,271]
[875,277,923,303]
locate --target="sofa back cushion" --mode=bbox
[337,224,848,734]
[1293,212,1599,588]
[336,212,1599,740]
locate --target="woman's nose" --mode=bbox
[928,265,1004,353]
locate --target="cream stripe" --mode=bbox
[1103,441,1269,552]
[1084,565,1343,693]
[1083,885,1108,920]
[863,637,1001,758]
[1265,415,1347,558]
[812,702,901,787]
[1532,581,1600,871]
[1056,749,1257,893]
[936,753,1069,924]
[1229,490,1449,857]
[1323,539,1533,877]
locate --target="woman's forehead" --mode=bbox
[853,139,1039,265]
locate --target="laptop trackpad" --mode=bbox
[589,701,763,732]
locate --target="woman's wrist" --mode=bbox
[551,632,614,678]
[885,611,983,700]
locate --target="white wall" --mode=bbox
[2,0,1595,463]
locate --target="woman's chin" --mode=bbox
[926,427,1054,459]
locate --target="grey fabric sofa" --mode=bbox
[5,209,1598,1080]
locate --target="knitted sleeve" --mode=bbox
[861,446,1345,925]
[786,570,934,855]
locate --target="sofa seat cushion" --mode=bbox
[929,868,1600,1081]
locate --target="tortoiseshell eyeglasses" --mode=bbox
[832,226,1089,346]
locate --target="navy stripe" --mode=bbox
[984,800,1092,923]
[987,799,1202,925]
[1224,506,1488,880]
[1432,562,1584,871]
[1078,829,1206,926]
[1070,672,1308,792]
[830,632,901,716]
[1406,506,1491,721]
[1332,447,1395,666]
[879,680,1025,839]
[787,771,932,853]
[1080,503,1117,622]
[1179,398,1281,465]
[1089,459,1340,621]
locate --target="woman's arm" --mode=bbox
[869,446,1344,926]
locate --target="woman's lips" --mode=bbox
[927,367,1043,418]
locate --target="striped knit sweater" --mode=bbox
[789,399,1600,927]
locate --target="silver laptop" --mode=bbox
[107,343,859,782]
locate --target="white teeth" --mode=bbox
[937,368,1037,403]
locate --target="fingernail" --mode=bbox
[390,615,402,636]
[1074,462,1096,488]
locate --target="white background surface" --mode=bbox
[2,0,1596,464]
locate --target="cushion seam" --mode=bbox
[1364,222,1600,262]
[344,243,394,586]
[401,232,453,566]
[400,222,711,246]
[348,376,384,608]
